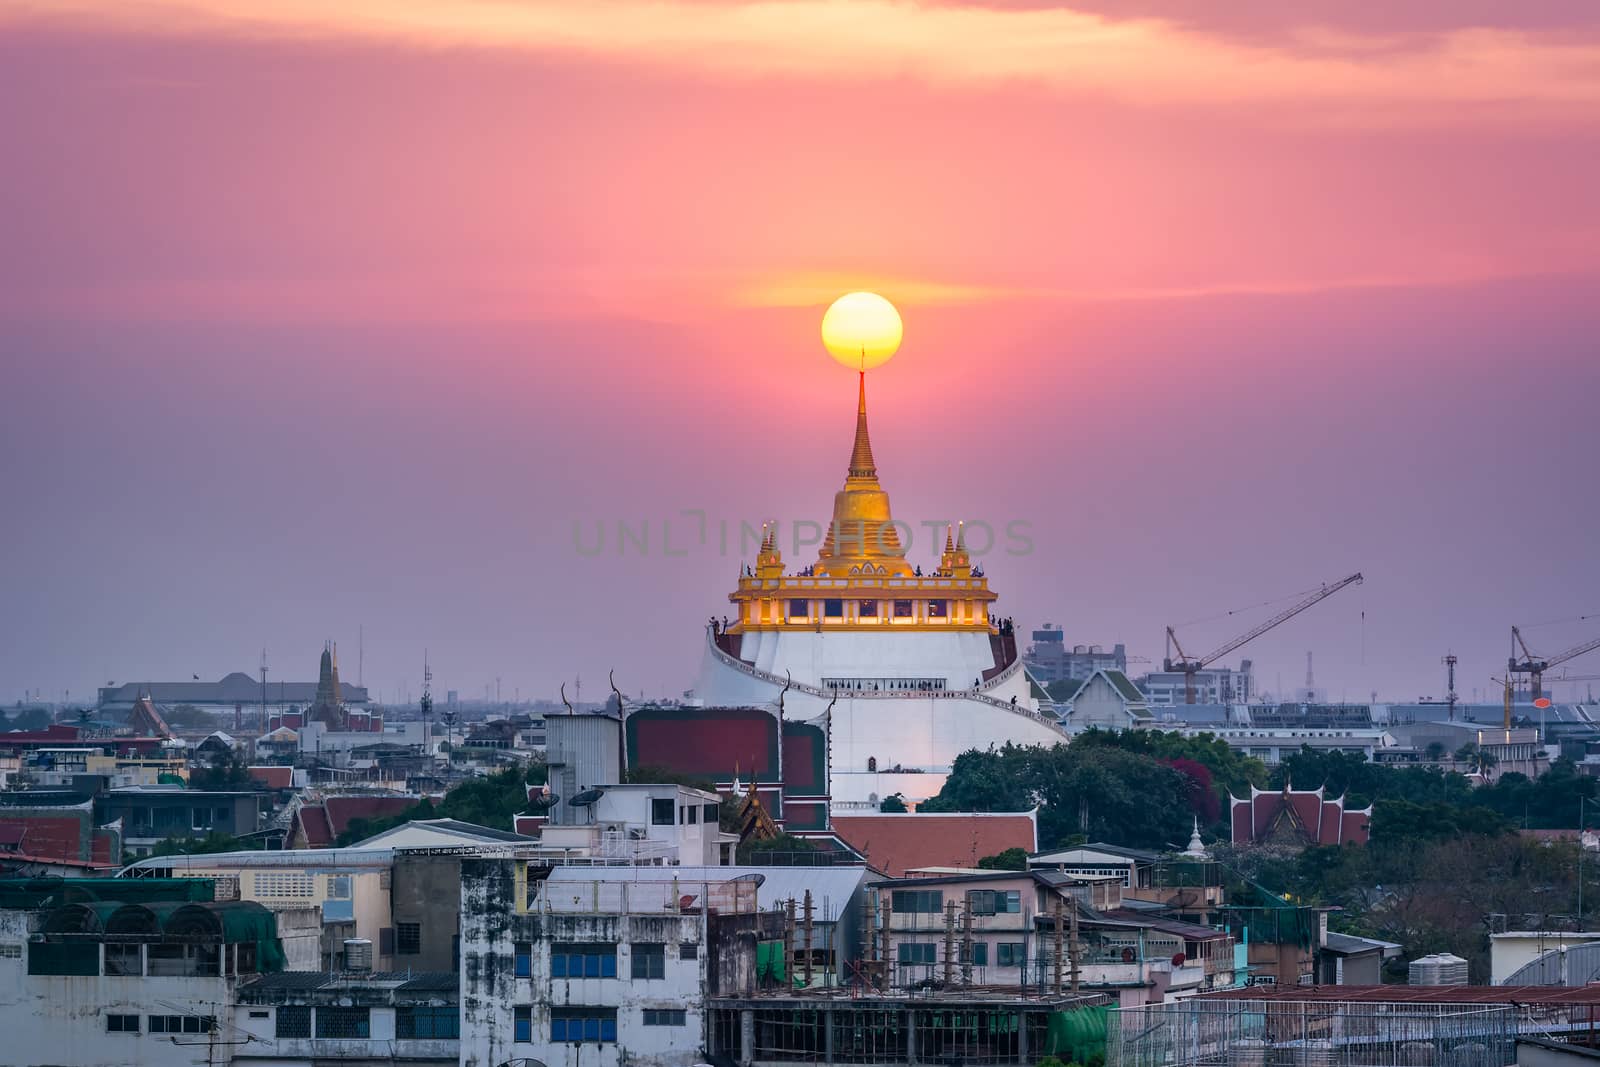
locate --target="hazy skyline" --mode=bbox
[2,3,1598,708]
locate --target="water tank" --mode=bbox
[1090,645,1103,654]
[1074,645,1087,654]
[344,938,373,972]
[1408,953,1469,985]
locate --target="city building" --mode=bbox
[1023,626,1127,683]
[687,372,1070,806]
[231,970,460,1067]
[1138,661,1254,706]
[98,656,369,724]
[0,876,288,1067]
[537,783,733,866]
[458,857,783,1067]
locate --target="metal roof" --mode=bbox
[1200,984,1600,1005]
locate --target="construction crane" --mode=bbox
[1509,627,1600,702]
[1164,572,1364,704]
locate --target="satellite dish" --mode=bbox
[570,788,605,807]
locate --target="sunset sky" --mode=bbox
[3,1,1598,707]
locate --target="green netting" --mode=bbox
[0,877,213,909]
[27,941,99,976]
[1220,883,1317,950]
[210,901,287,971]
[1045,1006,1108,1061]
[756,940,787,983]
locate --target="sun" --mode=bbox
[821,292,903,370]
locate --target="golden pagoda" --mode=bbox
[727,372,997,633]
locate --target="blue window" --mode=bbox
[514,1006,531,1043]
[551,944,616,979]
[551,1008,617,1043]
[514,942,531,978]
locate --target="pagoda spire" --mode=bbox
[847,371,876,480]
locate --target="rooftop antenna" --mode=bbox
[259,649,269,734]
[1443,653,1459,721]
[358,624,364,689]
[421,650,433,758]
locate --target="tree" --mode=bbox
[879,793,907,813]
[736,833,817,865]
[190,748,255,790]
[977,847,1028,871]
[144,831,264,859]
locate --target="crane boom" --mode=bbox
[1164,572,1364,704]
[1511,627,1600,701]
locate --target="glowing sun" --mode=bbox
[821,292,903,370]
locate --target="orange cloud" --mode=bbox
[16,1,1600,118]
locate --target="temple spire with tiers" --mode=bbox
[724,371,997,633]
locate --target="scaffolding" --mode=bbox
[1107,997,1515,1067]
[711,990,1109,1067]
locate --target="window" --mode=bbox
[858,600,878,618]
[105,942,142,975]
[316,1007,371,1039]
[928,599,948,618]
[514,1006,532,1043]
[823,598,844,618]
[149,1015,214,1034]
[249,1011,269,1020]
[192,806,213,829]
[0,943,19,959]
[967,889,1021,915]
[551,943,617,978]
[788,599,809,618]
[651,799,674,826]
[897,942,937,965]
[327,875,352,899]
[680,942,698,960]
[514,941,532,977]
[702,803,719,823]
[632,942,666,979]
[397,1005,460,1039]
[397,922,421,956]
[964,942,989,967]
[276,1005,311,1038]
[890,889,944,914]
[644,1009,688,1026]
[687,805,698,825]
[551,1007,618,1043]
[894,599,914,617]
[106,1014,140,1033]
[996,943,1026,968]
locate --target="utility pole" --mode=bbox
[1582,796,1587,930]
[1052,896,1064,994]
[802,890,815,988]
[943,899,957,987]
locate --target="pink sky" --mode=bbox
[2,2,1598,706]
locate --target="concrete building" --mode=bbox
[1023,626,1127,683]
[871,869,1238,1005]
[98,787,266,855]
[0,877,288,1067]
[537,783,733,866]
[458,856,781,1067]
[232,971,459,1067]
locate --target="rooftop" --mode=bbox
[1200,985,1600,1006]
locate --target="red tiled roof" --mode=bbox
[293,806,334,848]
[0,725,82,745]
[248,766,294,790]
[832,812,1037,877]
[0,813,89,863]
[324,796,417,836]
